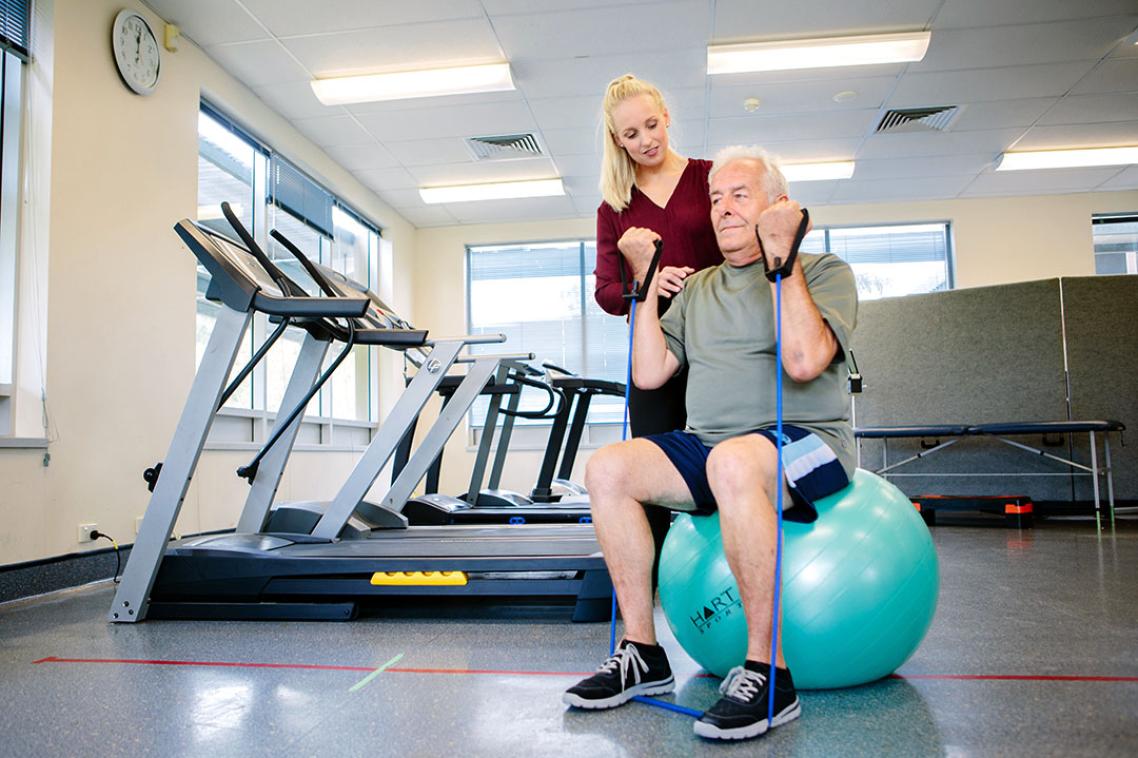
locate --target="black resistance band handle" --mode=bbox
[623,239,664,303]
[756,208,810,282]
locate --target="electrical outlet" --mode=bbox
[78,523,98,543]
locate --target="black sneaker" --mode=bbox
[562,640,675,709]
[694,661,801,741]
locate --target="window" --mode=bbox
[467,241,627,428]
[196,104,382,449]
[800,222,953,300]
[466,223,952,433]
[1092,214,1138,275]
[0,0,30,435]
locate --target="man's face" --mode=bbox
[709,159,773,256]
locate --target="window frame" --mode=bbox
[1091,213,1138,276]
[0,47,26,437]
[196,102,383,453]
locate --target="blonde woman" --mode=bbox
[594,74,721,581]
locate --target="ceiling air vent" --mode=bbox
[465,133,545,161]
[875,106,960,134]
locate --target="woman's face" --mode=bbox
[611,94,670,168]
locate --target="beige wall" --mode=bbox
[410,189,1138,498]
[0,0,416,565]
[2,0,1136,568]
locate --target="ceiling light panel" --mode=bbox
[708,31,931,75]
[783,161,856,182]
[419,178,566,204]
[995,146,1138,171]
[311,63,514,105]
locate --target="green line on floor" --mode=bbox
[349,653,404,692]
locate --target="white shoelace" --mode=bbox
[719,665,767,703]
[598,644,650,687]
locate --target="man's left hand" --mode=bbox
[756,199,811,271]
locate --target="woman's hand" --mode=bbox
[617,227,662,280]
[655,265,695,299]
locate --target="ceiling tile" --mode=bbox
[354,167,420,191]
[932,0,1138,29]
[376,188,427,209]
[708,138,863,162]
[960,166,1125,196]
[396,205,460,228]
[483,0,659,14]
[323,142,399,171]
[528,88,704,131]
[511,49,707,99]
[252,81,332,121]
[446,196,579,225]
[572,193,604,216]
[492,2,708,61]
[1014,121,1138,149]
[910,17,1135,72]
[1037,93,1138,125]
[888,62,1096,106]
[542,127,605,156]
[1071,58,1138,95]
[552,154,602,178]
[786,180,839,206]
[204,41,311,88]
[240,0,483,37]
[712,0,942,40]
[282,18,503,76]
[1098,164,1138,189]
[344,90,524,117]
[561,175,600,197]
[708,109,879,144]
[829,175,974,203]
[147,0,269,46]
[852,154,997,181]
[383,138,477,167]
[409,158,560,186]
[290,115,374,147]
[708,76,897,118]
[855,128,1024,160]
[354,101,537,143]
[949,99,1059,132]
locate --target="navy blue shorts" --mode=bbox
[644,426,850,523]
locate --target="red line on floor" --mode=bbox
[31,657,1138,683]
[892,673,1138,683]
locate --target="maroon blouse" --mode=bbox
[594,158,722,316]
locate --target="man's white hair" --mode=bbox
[709,146,788,203]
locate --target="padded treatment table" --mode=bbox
[855,420,1125,525]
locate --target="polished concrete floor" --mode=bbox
[1,521,1136,757]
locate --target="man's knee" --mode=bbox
[585,443,635,494]
[706,436,777,498]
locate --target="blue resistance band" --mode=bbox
[768,268,786,727]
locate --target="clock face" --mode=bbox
[113,10,161,96]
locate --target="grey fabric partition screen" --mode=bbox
[1061,276,1137,501]
[850,276,1132,503]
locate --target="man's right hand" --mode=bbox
[617,227,662,282]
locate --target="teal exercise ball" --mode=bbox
[658,469,939,689]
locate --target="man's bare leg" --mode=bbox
[584,438,693,644]
[704,434,789,667]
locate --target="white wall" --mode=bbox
[410,189,1138,498]
[0,0,416,565]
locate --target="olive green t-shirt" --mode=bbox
[659,252,859,476]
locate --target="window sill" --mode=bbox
[0,437,49,449]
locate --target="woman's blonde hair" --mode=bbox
[599,74,669,212]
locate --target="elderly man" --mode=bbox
[563,146,858,741]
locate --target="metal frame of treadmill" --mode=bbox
[109,220,610,623]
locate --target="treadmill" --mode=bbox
[108,212,611,623]
[396,361,597,526]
